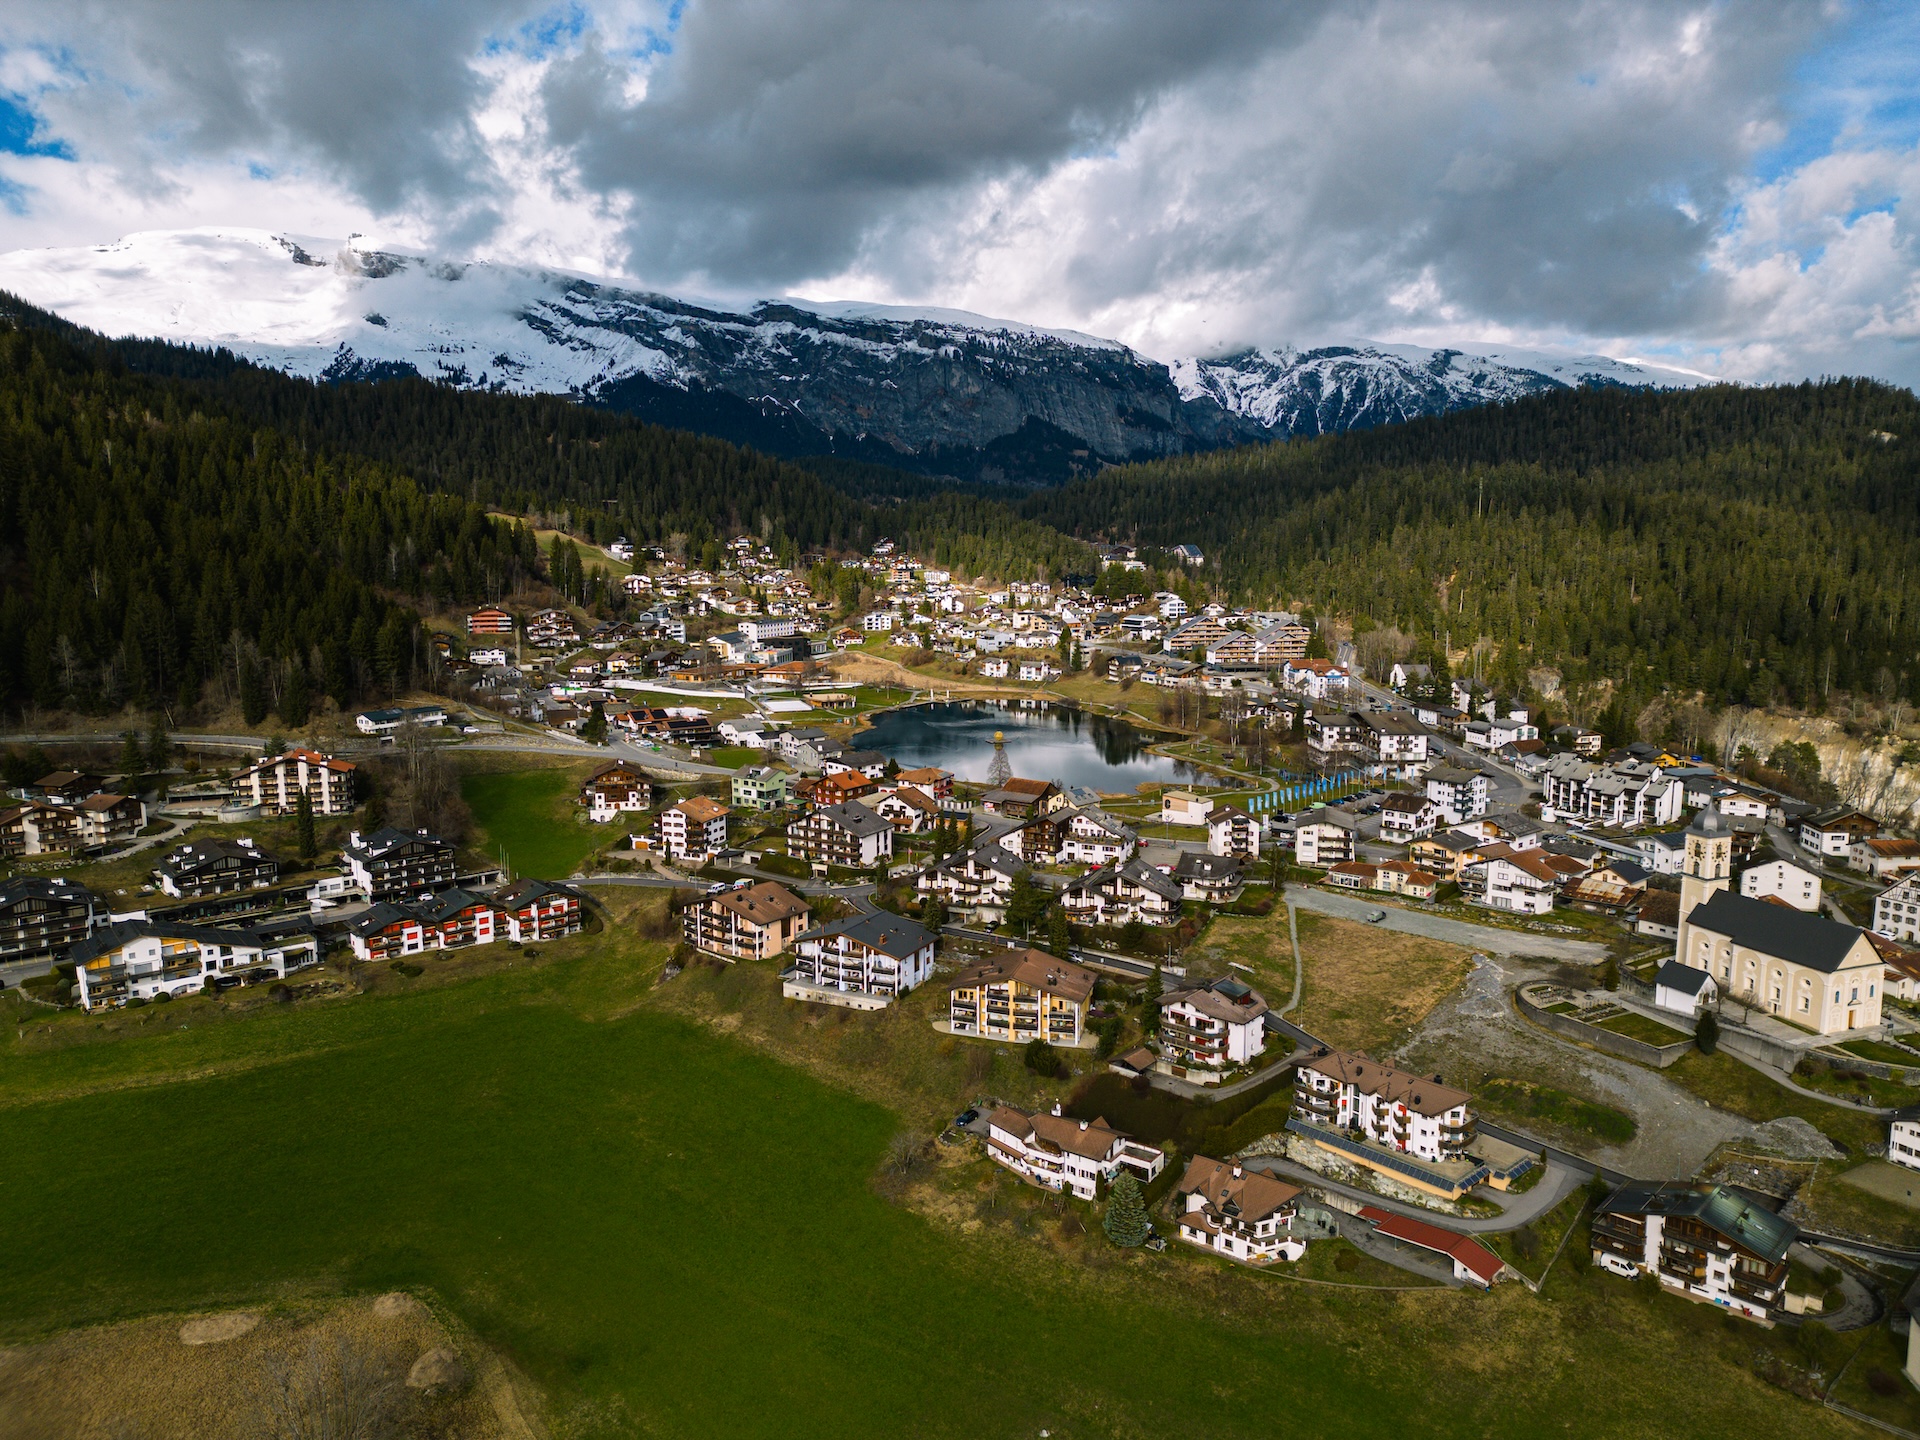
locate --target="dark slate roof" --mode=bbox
[795,911,936,958]
[1174,852,1243,883]
[1687,889,1866,974]
[345,826,451,861]
[71,917,311,964]
[1654,960,1713,996]
[348,902,419,937]
[0,875,99,910]
[813,801,894,837]
[1597,1182,1797,1264]
[157,836,274,878]
[495,878,580,909]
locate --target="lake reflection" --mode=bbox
[855,701,1193,794]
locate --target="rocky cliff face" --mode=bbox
[0,228,1707,485]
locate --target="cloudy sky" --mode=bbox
[0,0,1917,383]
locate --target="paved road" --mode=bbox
[1284,884,1608,962]
[1240,1153,1588,1234]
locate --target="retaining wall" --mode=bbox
[1805,1047,1920,1084]
[1714,1024,1807,1074]
[1515,987,1694,1069]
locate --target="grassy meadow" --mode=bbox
[0,886,1897,1439]
[462,761,638,878]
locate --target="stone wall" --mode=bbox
[1516,986,1694,1069]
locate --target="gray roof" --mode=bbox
[0,875,99,910]
[813,801,894,837]
[1654,960,1712,996]
[156,836,274,879]
[71,917,313,964]
[795,911,936,958]
[1597,1181,1797,1264]
[1173,852,1243,882]
[1687,889,1867,973]
[1425,764,1485,784]
[344,826,452,862]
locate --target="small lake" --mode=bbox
[854,701,1195,795]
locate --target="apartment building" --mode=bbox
[1539,754,1684,829]
[1059,858,1183,927]
[76,793,146,849]
[984,1102,1166,1202]
[683,881,811,961]
[467,606,514,634]
[1174,1156,1305,1264]
[231,748,358,815]
[731,766,790,811]
[342,827,458,902]
[1380,791,1442,840]
[1877,876,1920,945]
[1206,806,1260,861]
[1059,808,1138,866]
[1801,806,1879,859]
[155,837,279,898]
[1173,852,1244,903]
[947,948,1094,1046]
[1292,1048,1475,1166]
[492,879,584,942]
[1458,845,1566,915]
[918,844,1024,919]
[1423,765,1489,825]
[1590,1182,1796,1323]
[1739,859,1822,913]
[782,912,937,1009]
[0,799,82,856]
[1294,820,1355,869]
[73,919,321,1009]
[787,801,893,868]
[658,797,731,863]
[0,876,101,962]
[579,761,652,821]
[1156,976,1270,1083]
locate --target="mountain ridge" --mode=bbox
[0,227,1712,482]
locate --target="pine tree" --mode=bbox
[1103,1170,1150,1247]
[144,712,171,777]
[582,701,608,745]
[295,788,317,861]
[1047,905,1072,959]
[239,660,268,726]
[279,664,311,727]
[1694,1008,1719,1055]
[118,729,144,786]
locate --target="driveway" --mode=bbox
[1283,884,1609,963]
[1240,1153,1588,1234]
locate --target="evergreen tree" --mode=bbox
[295,787,317,861]
[279,664,311,727]
[582,701,608,745]
[1694,1008,1719,1055]
[1141,962,1164,1035]
[1047,905,1072,959]
[1005,869,1049,936]
[238,659,268,726]
[118,729,144,786]
[921,893,947,930]
[1102,1170,1150,1247]
[144,713,171,777]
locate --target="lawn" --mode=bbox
[1835,1039,1920,1067]
[1790,1163,1920,1249]
[703,745,762,769]
[0,896,1887,1439]
[1661,1049,1886,1154]
[1288,911,1474,1056]
[461,763,635,879]
[1593,1010,1693,1046]
[1477,1078,1638,1145]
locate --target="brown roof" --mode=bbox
[1377,861,1441,884]
[712,881,810,927]
[987,1104,1130,1162]
[672,796,730,823]
[1299,1048,1471,1117]
[1162,978,1270,1026]
[1864,838,1920,859]
[950,947,1096,1004]
[585,761,646,786]
[1176,1155,1300,1222]
[999,778,1055,798]
[79,792,134,812]
[881,785,939,812]
[1328,860,1377,880]
[895,767,950,784]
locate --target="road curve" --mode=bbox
[1284,884,1608,963]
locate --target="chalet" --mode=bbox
[1172,852,1244,903]
[947,948,1095,1047]
[816,771,880,805]
[1800,806,1878,860]
[731,766,790,811]
[824,750,889,781]
[657,797,730,862]
[0,800,80,856]
[579,761,652,822]
[683,881,810,961]
[1156,976,1269,1083]
[984,1102,1165,1202]
[980,778,1062,819]
[1175,1157,1306,1264]
[788,801,893,868]
[73,919,320,1009]
[1739,859,1821,912]
[27,771,106,803]
[467,607,514,635]
[1059,858,1183,927]
[1590,1182,1796,1322]
[869,785,940,833]
[155,837,279,898]
[1460,845,1574,914]
[996,811,1065,864]
[1059,808,1138,866]
[783,912,937,1009]
[1206,806,1260,860]
[894,767,953,799]
[76,792,146,849]
[1281,659,1351,699]
[0,876,101,962]
[492,879,584,942]
[341,827,457,902]
[1294,819,1356,869]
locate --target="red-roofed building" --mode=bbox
[1357,1207,1505,1288]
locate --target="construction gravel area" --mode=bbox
[0,1293,544,1440]
[1392,952,1761,1179]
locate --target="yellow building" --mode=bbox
[947,948,1094,1047]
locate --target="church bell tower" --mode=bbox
[1675,807,1731,965]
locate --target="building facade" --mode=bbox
[947,949,1094,1046]
[683,881,811,960]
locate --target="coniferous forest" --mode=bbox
[2,286,1917,723]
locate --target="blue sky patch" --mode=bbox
[0,93,73,160]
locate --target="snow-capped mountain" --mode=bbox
[1169,343,1713,438]
[0,228,1714,482]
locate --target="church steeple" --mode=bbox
[1675,806,1732,966]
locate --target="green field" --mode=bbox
[0,913,1886,1438]
[1478,1078,1638,1144]
[1594,1010,1693,1046]
[463,765,632,878]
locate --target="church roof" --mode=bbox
[1687,889,1868,974]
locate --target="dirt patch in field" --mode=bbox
[0,1294,545,1440]
[1290,912,1474,1056]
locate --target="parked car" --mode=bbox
[954,1109,978,1127]
[1365,908,1387,923]
[707,882,729,894]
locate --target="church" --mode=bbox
[1673,808,1883,1036]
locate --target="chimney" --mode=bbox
[1232,1164,1243,1179]
[1079,1119,1089,1131]
[1051,1101,1063,1117]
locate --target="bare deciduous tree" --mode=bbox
[252,1336,401,1440]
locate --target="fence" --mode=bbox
[1515,986,1694,1069]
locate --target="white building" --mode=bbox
[1890,1109,1920,1172]
[1539,755,1684,829]
[1590,1182,1796,1323]
[657,797,730,862]
[72,920,321,1009]
[984,1102,1165,1202]
[783,912,937,1009]
[1173,1156,1306,1264]
[1739,859,1822,913]
[1294,820,1355,868]
[1292,1048,1474,1166]
[1877,876,1920,944]
[1059,809,1138,867]
[1380,791,1442,840]
[1156,977,1269,1084]
[1653,958,1718,1017]
[1424,765,1489,826]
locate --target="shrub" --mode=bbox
[1868,1368,1901,1397]
[1024,1038,1063,1077]
[1694,1009,1719,1055]
[1334,1249,1360,1272]
[269,983,292,1003]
